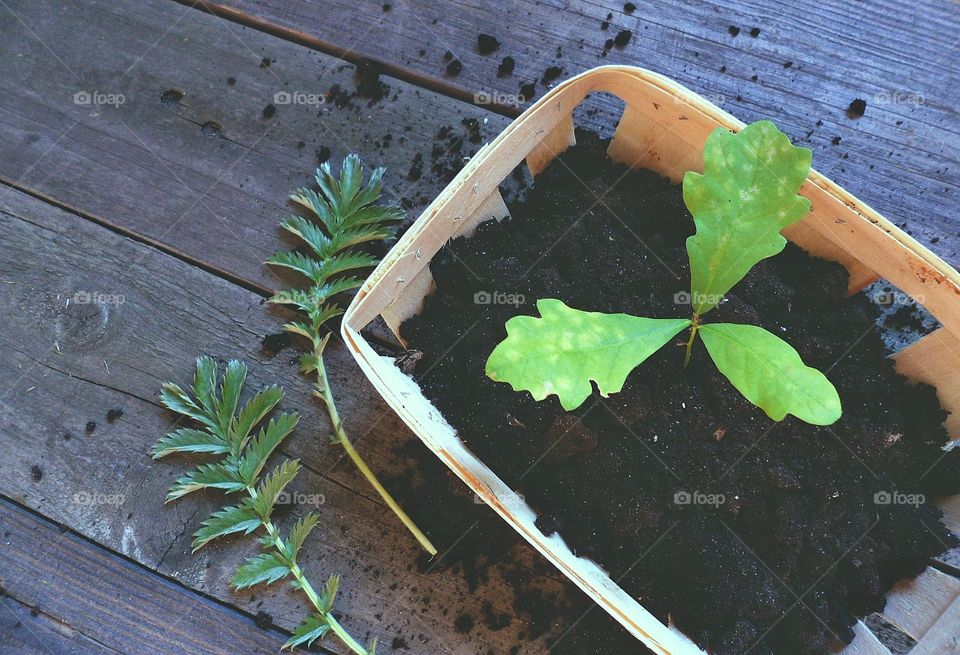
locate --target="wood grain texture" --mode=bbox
[0,184,550,654]
[0,0,510,293]
[0,498,293,655]
[207,0,960,269]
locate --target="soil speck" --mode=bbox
[728,25,740,36]
[261,332,292,354]
[160,89,183,104]
[541,66,563,84]
[832,136,842,145]
[260,57,271,69]
[262,103,276,119]
[106,408,123,423]
[85,421,96,434]
[316,146,331,164]
[847,98,867,119]
[477,33,500,55]
[749,27,761,37]
[624,2,637,13]
[30,465,42,482]
[407,152,423,181]
[497,56,516,78]
[454,612,475,633]
[446,59,463,76]
[226,77,236,86]
[200,121,221,137]
[614,29,632,47]
[254,611,273,630]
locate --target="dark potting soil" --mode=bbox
[397,130,960,654]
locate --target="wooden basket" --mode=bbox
[342,66,960,654]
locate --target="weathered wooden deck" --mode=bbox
[0,1,958,653]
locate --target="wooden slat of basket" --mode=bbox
[892,327,960,439]
[380,188,509,339]
[837,621,892,655]
[526,114,576,176]
[608,103,706,180]
[881,566,960,640]
[909,594,960,655]
[782,221,881,294]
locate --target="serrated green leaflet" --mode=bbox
[699,323,841,425]
[486,299,690,411]
[153,358,376,654]
[684,120,812,315]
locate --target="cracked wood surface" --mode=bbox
[0,498,291,655]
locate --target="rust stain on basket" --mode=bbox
[439,448,670,654]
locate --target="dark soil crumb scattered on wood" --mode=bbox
[728,25,741,36]
[497,56,516,78]
[254,610,273,630]
[106,408,123,423]
[85,421,96,434]
[614,29,632,47]
[399,131,960,655]
[847,98,867,118]
[29,465,42,482]
[477,33,501,55]
[160,89,183,104]
[200,121,221,138]
[261,332,292,354]
[454,612,475,633]
[541,66,564,85]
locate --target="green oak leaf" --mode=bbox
[699,323,841,425]
[485,299,691,411]
[684,120,812,315]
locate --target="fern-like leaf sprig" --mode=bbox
[153,356,376,654]
[267,155,436,556]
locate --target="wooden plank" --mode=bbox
[0,497,291,655]
[0,0,511,294]
[881,566,960,641]
[205,0,960,270]
[0,184,548,653]
[1,594,117,655]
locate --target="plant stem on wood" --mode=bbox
[314,345,438,557]
[249,484,372,655]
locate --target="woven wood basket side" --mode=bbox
[343,66,960,654]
